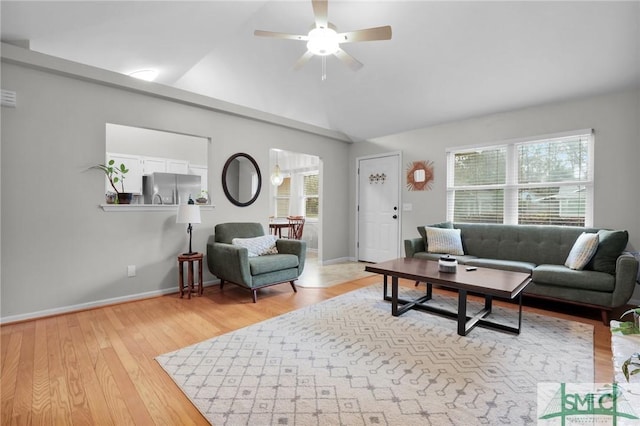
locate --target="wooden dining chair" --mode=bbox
[286,216,305,240]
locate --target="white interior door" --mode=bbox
[357,153,401,262]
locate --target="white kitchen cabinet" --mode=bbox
[142,157,167,175]
[166,159,189,174]
[106,153,143,194]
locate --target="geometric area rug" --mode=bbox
[156,283,594,425]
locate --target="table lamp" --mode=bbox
[176,202,201,255]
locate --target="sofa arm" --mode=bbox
[404,237,425,258]
[276,239,307,275]
[611,253,640,307]
[207,241,252,287]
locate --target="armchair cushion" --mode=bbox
[249,254,299,275]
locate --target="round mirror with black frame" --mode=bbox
[222,153,262,207]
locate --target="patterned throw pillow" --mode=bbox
[565,232,599,270]
[425,227,464,255]
[232,235,279,257]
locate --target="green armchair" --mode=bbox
[207,222,306,302]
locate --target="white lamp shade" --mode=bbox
[176,204,201,224]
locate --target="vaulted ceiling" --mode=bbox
[2,1,639,141]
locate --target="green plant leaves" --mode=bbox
[92,160,129,194]
[622,353,640,382]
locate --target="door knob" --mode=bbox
[393,215,398,219]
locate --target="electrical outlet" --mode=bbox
[127,265,136,277]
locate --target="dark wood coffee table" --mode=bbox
[365,258,532,336]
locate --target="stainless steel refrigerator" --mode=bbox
[143,172,201,205]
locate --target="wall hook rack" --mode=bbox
[369,173,387,184]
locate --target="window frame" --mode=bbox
[272,171,320,221]
[274,176,291,218]
[301,171,319,220]
[446,129,594,226]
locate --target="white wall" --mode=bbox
[349,89,640,302]
[0,49,351,321]
[106,123,209,166]
[3,45,638,320]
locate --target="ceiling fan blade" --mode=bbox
[293,51,315,70]
[254,30,308,41]
[312,0,328,28]
[334,48,363,71]
[338,25,392,43]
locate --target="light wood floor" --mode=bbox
[1,275,617,425]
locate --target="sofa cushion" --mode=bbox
[425,227,464,255]
[533,264,615,292]
[565,232,599,270]
[586,230,629,274]
[465,258,536,274]
[232,235,278,257]
[249,254,299,275]
[454,223,598,266]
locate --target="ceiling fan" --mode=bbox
[254,0,392,78]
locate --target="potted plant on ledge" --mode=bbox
[92,159,132,204]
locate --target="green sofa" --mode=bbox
[207,222,306,302]
[405,223,638,323]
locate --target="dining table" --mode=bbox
[269,221,291,238]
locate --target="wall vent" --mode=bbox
[1,89,17,108]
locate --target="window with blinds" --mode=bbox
[275,177,291,217]
[446,131,593,226]
[303,173,319,219]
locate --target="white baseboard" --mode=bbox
[322,256,357,266]
[0,280,219,325]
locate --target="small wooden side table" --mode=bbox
[178,252,203,299]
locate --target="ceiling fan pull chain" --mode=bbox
[322,56,327,81]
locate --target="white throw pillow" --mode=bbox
[565,232,599,270]
[425,227,464,256]
[232,235,279,257]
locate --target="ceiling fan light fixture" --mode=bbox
[306,27,339,56]
[254,0,392,73]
